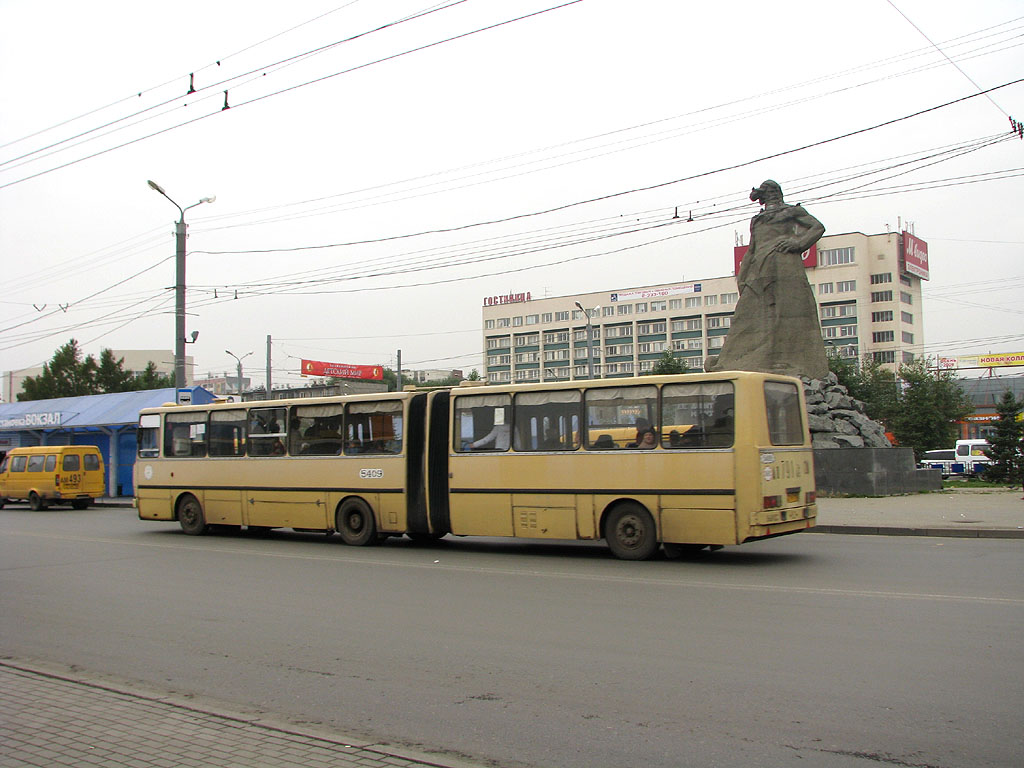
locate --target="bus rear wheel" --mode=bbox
[605,503,658,560]
[177,495,208,535]
[336,498,379,546]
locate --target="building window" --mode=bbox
[871,290,893,303]
[704,295,717,306]
[605,344,634,356]
[708,336,725,349]
[871,311,893,322]
[514,334,539,347]
[544,331,570,344]
[902,331,914,344]
[721,292,738,305]
[818,283,834,295]
[837,280,856,292]
[573,328,599,342]
[823,326,838,339]
[706,316,731,330]
[840,325,857,337]
[669,299,682,310]
[901,311,913,324]
[821,304,856,319]
[685,296,701,308]
[544,349,570,361]
[525,314,539,325]
[572,309,583,320]
[900,274,913,287]
[637,342,667,354]
[602,306,615,317]
[514,352,540,363]
[650,300,667,311]
[873,351,896,364]
[617,304,632,315]
[541,313,552,323]
[554,311,570,321]
[605,325,632,339]
[635,302,648,313]
[485,319,495,329]
[872,331,895,343]
[902,351,915,363]
[900,291,913,305]
[670,317,702,332]
[870,273,892,284]
[637,322,666,334]
[497,317,511,328]
[486,337,510,350]
[819,246,855,266]
[513,316,524,327]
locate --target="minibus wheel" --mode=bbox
[177,494,208,535]
[29,492,48,511]
[605,503,658,560]
[336,498,379,546]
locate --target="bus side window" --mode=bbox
[583,385,658,450]
[512,390,581,451]
[662,381,735,448]
[138,413,161,458]
[249,407,288,457]
[209,410,247,457]
[164,413,208,457]
[290,404,345,455]
[453,394,512,452]
[345,401,403,455]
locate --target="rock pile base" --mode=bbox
[802,373,891,449]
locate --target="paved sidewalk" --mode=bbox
[0,660,486,768]
[815,486,1024,538]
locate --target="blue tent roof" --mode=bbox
[0,387,214,431]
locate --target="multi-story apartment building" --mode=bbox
[480,230,927,383]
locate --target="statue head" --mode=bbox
[750,179,784,206]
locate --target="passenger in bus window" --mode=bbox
[471,422,510,450]
[631,429,657,449]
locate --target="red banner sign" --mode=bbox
[301,360,383,380]
[902,231,929,280]
[733,244,816,275]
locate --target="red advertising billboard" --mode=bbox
[301,360,383,380]
[902,232,929,280]
[732,244,817,275]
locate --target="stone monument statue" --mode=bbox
[705,179,830,380]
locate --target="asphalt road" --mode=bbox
[1,505,1022,768]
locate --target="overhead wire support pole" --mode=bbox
[147,180,215,397]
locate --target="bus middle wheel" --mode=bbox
[605,503,658,560]
[336,498,379,546]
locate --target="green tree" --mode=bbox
[467,369,481,381]
[95,348,135,393]
[886,358,973,458]
[18,340,173,401]
[984,390,1023,484]
[19,339,97,400]
[131,361,173,391]
[646,350,689,376]
[378,367,413,392]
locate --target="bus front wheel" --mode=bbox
[177,495,208,535]
[29,492,48,511]
[605,503,658,560]
[336,498,379,546]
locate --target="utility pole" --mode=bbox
[225,350,252,396]
[266,335,272,399]
[396,349,402,392]
[147,181,215,395]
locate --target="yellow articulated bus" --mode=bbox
[135,371,817,560]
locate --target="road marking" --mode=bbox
[4,527,1023,607]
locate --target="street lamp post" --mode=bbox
[575,302,600,379]
[148,180,215,394]
[225,350,253,395]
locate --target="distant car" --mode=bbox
[0,445,105,510]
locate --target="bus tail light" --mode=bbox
[763,495,781,509]
[805,490,816,504]
[55,474,60,487]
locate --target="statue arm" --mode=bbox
[779,206,825,254]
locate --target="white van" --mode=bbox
[953,439,991,477]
